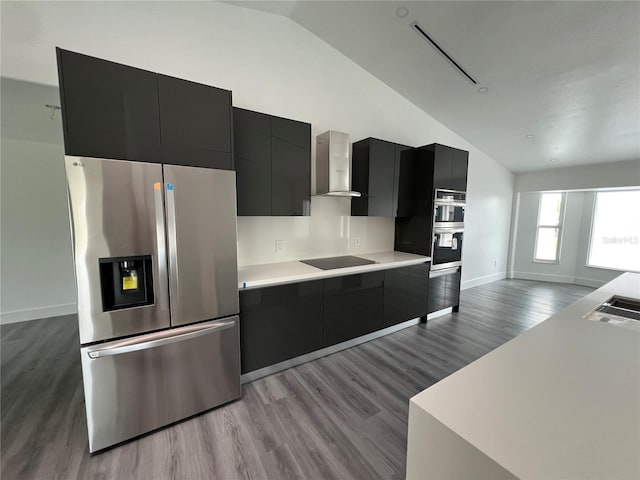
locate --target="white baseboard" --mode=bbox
[570,276,609,288]
[513,272,607,288]
[461,272,506,291]
[0,303,77,324]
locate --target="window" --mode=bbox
[587,190,640,272]
[534,192,564,262]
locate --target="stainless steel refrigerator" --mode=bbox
[65,156,241,453]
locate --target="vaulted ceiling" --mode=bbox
[231,1,640,172]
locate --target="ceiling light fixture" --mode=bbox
[525,134,535,139]
[395,6,409,18]
[550,158,560,163]
[477,87,489,94]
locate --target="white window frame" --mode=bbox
[533,192,566,264]
[586,189,640,272]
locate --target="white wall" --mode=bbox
[511,191,621,287]
[0,1,515,321]
[0,115,77,322]
[514,159,640,193]
[509,159,640,287]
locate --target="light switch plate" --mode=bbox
[276,240,285,253]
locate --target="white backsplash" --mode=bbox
[237,196,395,266]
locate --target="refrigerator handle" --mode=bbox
[87,320,235,358]
[165,182,180,312]
[154,183,169,312]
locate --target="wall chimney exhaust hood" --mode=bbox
[315,130,361,197]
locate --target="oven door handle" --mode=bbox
[434,229,465,234]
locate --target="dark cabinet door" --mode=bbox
[445,268,462,311]
[157,75,232,169]
[57,49,161,161]
[450,149,469,192]
[351,138,411,217]
[433,144,453,190]
[233,108,272,216]
[271,116,311,216]
[394,144,413,216]
[323,272,384,345]
[427,273,447,314]
[394,149,435,256]
[383,267,407,327]
[383,264,429,327]
[367,139,396,216]
[428,268,461,314]
[405,263,430,320]
[239,280,323,374]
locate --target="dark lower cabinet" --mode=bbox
[239,280,323,373]
[383,264,429,327]
[323,272,384,346]
[240,265,430,374]
[428,267,461,314]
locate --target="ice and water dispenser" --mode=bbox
[99,255,154,311]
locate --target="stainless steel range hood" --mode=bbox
[315,130,361,197]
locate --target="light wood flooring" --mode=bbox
[1,279,594,479]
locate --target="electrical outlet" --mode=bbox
[354,236,361,247]
[494,260,497,267]
[276,240,285,253]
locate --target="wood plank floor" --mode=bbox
[1,279,594,480]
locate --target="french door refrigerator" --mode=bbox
[65,156,241,453]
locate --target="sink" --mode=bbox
[584,295,640,331]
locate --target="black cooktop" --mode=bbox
[300,255,376,270]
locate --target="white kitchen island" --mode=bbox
[406,272,640,479]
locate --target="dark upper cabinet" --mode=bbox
[56,48,161,162]
[156,75,232,169]
[383,263,429,327]
[323,271,384,345]
[239,280,323,374]
[427,267,461,314]
[394,149,435,256]
[271,116,311,216]
[351,138,413,217]
[450,148,469,192]
[56,48,233,169]
[428,144,469,192]
[233,108,272,216]
[233,108,311,216]
[394,144,468,256]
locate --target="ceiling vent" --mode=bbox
[411,21,478,85]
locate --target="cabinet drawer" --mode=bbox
[323,272,384,345]
[240,281,323,373]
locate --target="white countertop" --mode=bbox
[238,251,430,290]
[408,272,640,479]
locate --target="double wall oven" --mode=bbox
[431,189,465,271]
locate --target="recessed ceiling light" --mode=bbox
[550,158,560,163]
[396,6,409,18]
[477,87,489,94]
[525,134,535,139]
